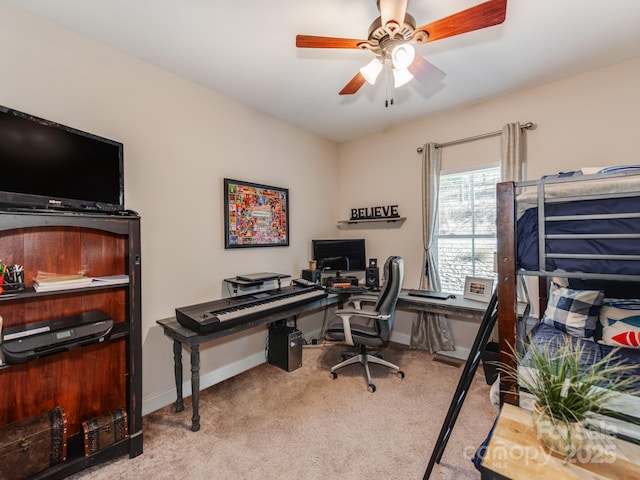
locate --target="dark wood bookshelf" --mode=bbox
[0,209,142,478]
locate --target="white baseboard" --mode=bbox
[392,329,471,360]
[390,331,411,345]
[142,351,265,416]
[435,346,471,362]
[142,328,462,415]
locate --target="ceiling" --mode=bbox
[7,0,640,143]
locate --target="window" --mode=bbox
[435,166,500,294]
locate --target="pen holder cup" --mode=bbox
[1,281,25,293]
[1,268,25,294]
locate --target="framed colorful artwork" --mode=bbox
[223,178,289,248]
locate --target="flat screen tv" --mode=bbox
[312,239,366,271]
[0,105,124,212]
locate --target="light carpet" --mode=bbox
[69,342,497,479]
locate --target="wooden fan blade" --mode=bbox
[407,54,446,87]
[380,0,408,30]
[339,72,366,95]
[296,35,371,49]
[414,0,507,43]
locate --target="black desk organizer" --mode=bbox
[1,264,24,293]
[223,273,291,294]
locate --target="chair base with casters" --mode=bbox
[330,343,405,393]
[325,256,405,392]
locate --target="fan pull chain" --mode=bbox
[384,64,394,108]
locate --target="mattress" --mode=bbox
[518,322,640,440]
[523,322,640,391]
[516,195,640,274]
[516,167,640,218]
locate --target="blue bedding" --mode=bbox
[524,322,640,391]
[516,196,640,274]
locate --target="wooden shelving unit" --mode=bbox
[0,209,142,479]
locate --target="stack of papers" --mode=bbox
[91,275,130,286]
[33,274,129,292]
[33,274,92,292]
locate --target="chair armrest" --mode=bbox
[335,309,390,346]
[335,308,385,318]
[348,294,378,310]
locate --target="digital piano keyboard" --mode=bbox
[175,285,328,334]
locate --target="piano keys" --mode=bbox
[175,285,328,334]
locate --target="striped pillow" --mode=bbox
[541,283,604,338]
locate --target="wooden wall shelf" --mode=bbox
[337,217,406,228]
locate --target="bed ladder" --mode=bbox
[423,291,498,479]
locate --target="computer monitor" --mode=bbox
[312,239,366,271]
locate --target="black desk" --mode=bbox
[397,291,527,362]
[397,291,491,320]
[157,289,505,432]
[157,293,343,431]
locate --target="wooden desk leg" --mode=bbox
[173,340,184,412]
[190,344,201,432]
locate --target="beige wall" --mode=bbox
[2,3,640,412]
[0,4,340,414]
[338,57,640,353]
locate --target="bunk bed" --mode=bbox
[496,167,640,442]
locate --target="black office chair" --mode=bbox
[326,256,405,392]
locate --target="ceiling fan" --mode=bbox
[296,0,507,101]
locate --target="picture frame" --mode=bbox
[463,276,494,302]
[223,178,289,249]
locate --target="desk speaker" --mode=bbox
[302,268,322,286]
[366,267,379,290]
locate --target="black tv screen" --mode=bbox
[0,106,124,212]
[312,239,366,271]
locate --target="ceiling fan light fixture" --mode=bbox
[360,57,383,85]
[390,43,415,70]
[296,0,508,97]
[393,67,413,88]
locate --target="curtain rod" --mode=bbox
[416,122,535,153]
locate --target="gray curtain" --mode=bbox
[410,143,454,352]
[501,122,524,182]
[500,122,527,305]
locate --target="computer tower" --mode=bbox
[268,323,303,372]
